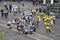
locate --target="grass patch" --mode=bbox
[0,32,3,40]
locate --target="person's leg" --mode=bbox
[37,23,38,28]
[29,30,33,34]
[33,27,36,32]
[46,29,48,32]
[53,20,55,24]
[1,13,4,17]
[5,13,7,18]
[49,29,51,32]
[10,9,11,13]
[37,21,39,28]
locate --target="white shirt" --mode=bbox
[12,5,18,11]
[51,20,53,24]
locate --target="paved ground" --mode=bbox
[0,25,35,40]
[0,1,60,40]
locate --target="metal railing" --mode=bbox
[50,3,60,14]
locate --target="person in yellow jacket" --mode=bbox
[44,18,49,22]
[49,15,55,20]
[40,11,44,16]
[44,22,50,25]
[45,25,51,32]
[43,15,49,21]
[37,15,41,21]
[33,9,37,14]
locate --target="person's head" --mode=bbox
[4,3,6,5]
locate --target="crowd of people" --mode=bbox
[32,0,43,6]
[0,2,58,34]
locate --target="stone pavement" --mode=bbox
[0,26,35,40]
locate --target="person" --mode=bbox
[45,25,51,32]
[39,8,41,13]
[17,25,21,32]
[40,11,44,16]
[16,19,20,25]
[52,15,55,24]
[14,17,17,22]
[4,12,8,18]
[18,7,21,13]
[19,22,24,31]
[4,10,9,18]
[4,3,8,10]
[44,21,47,25]
[22,3,24,7]
[36,8,38,12]
[36,1,39,6]
[1,9,4,17]
[9,4,12,13]
[32,1,35,6]
[53,19,55,24]
[50,15,55,20]
[43,15,49,21]
[37,20,39,28]
[27,15,31,22]
[23,26,28,34]
[12,5,18,14]
[29,26,33,34]
[12,20,15,25]
[32,21,36,26]
[33,9,36,15]
[32,25,36,32]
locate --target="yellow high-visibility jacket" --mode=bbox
[33,9,36,13]
[40,12,44,15]
[49,15,55,20]
[37,16,41,21]
[45,26,51,30]
[44,22,50,25]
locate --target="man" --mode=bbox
[9,4,12,13]
[45,25,51,32]
[4,10,9,18]
[22,3,24,7]
[33,25,36,32]
[1,9,4,17]
[4,3,8,10]
[32,1,35,6]
[39,8,41,13]
[19,22,24,31]
[23,26,28,34]
[29,26,33,34]
[51,20,53,26]
[37,15,41,22]
[37,20,39,28]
